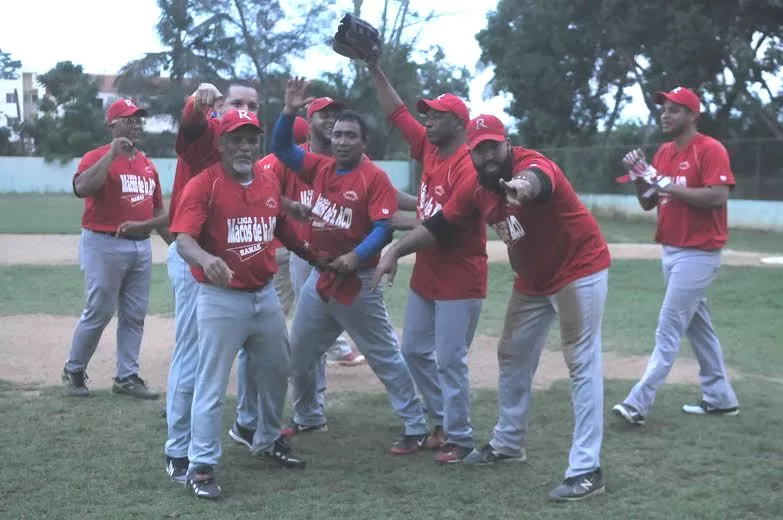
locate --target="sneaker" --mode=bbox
[462,443,526,465]
[612,403,645,425]
[424,425,445,450]
[261,436,307,468]
[165,455,189,484]
[548,468,606,502]
[326,350,367,367]
[280,422,328,438]
[186,465,222,500]
[682,400,739,416]
[434,443,473,464]
[62,367,89,397]
[389,433,427,455]
[112,374,160,400]
[228,422,254,450]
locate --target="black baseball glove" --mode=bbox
[332,14,382,65]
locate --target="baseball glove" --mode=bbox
[332,14,382,64]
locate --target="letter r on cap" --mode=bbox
[124,99,134,107]
[238,110,250,120]
[475,118,487,129]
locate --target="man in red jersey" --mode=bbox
[171,109,314,500]
[612,87,740,427]
[272,77,429,451]
[373,114,611,501]
[164,80,269,481]
[62,99,170,400]
[366,62,487,462]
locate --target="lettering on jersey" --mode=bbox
[657,176,688,207]
[418,183,443,219]
[343,190,359,202]
[225,216,276,262]
[434,185,445,196]
[490,215,525,244]
[679,161,690,170]
[120,174,156,206]
[265,197,277,209]
[311,194,353,229]
[299,189,313,207]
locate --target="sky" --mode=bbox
[1,0,650,125]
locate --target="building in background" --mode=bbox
[0,72,43,132]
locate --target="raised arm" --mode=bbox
[179,84,222,144]
[73,139,132,198]
[271,77,319,176]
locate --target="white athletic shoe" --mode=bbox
[682,400,739,416]
[612,403,645,425]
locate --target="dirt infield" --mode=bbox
[1,233,780,266]
[0,233,765,394]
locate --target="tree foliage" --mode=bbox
[22,62,109,163]
[477,0,783,147]
[0,49,22,80]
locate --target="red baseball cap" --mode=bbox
[293,116,310,144]
[466,114,507,150]
[220,109,262,135]
[306,97,345,120]
[653,87,701,113]
[106,99,147,123]
[416,94,470,125]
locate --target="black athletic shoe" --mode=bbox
[112,374,160,400]
[549,468,606,502]
[462,443,526,465]
[62,367,89,397]
[165,455,189,484]
[682,400,740,416]
[228,421,254,450]
[612,403,646,425]
[261,436,307,468]
[186,465,222,500]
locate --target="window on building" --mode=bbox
[6,117,19,126]
[5,93,17,103]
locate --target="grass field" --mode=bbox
[1,194,781,253]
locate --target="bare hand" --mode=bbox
[282,198,312,221]
[116,220,149,237]
[200,255,234,287]
[390,211,417,231]
[328,251,361,276]
[193,83,223,110]
[499,177,531,206]
[370,251,398,291]
[284,77,316,114]
[109,137,134,158]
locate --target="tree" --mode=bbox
[23,62,109,162]
[0,49,22,80]
[477,0,783,147]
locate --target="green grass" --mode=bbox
[1,379,781,519]
[1,261,781,379]
[2,194,781,252]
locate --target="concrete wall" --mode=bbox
[0,156,413,194]
[580,194,783,232]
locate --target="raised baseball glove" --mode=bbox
[332,14,382,64]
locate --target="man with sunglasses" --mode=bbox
[63,98,171,399]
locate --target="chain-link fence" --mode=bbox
[537,138,783,200]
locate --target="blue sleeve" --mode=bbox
[271,113,305,173]
[354,219,391,262]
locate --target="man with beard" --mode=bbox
[165,81,272,483]
[372,114,611,501]
[63,99,170,400]
[364,62,487,461]
[171,109,314,500]
[612,87,739,426]
[272,77,429,451]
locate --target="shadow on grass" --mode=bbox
[1,379,781,520]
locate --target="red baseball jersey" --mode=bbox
[73,144,164,232]
[168,97,221,223]
[651,133,735,250]
[257,151,312,249]
[170,162,287,290]
[297,153,398,267]
[389,105,488,300]
[442,147,611,296]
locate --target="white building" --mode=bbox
[0,72,43,137]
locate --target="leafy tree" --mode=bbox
[0,49,22,80]
[22,62,109,163]
[477,0,783,147]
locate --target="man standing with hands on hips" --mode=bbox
[612,86,740,426]
[63,99,171,399]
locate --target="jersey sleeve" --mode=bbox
[388,104,428,162]
[299,151,331,185]
[368,168,399,221]
[441,176,480,224]
[699,141,735,187]
[514,154,559,194]
[170,172,210,237]
[72,147,109,197]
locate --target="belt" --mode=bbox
[229,284,267,293]
[91,229,150,241]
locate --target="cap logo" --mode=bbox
[475,118,488,130]
[238,110,251,120]
[437,94,447,100]
[124,99,135,108]
[672,87,682,93]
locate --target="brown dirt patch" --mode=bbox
[1,234,778,267]
[1,314,726,395]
